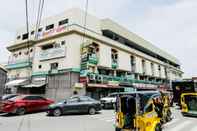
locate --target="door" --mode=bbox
[63,97,81,113]
[23,96,41,112]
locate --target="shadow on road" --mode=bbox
[46,111,102,117]
[0,111,45,117]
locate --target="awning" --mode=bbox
[22,83,46,88]
[5,79,28,87]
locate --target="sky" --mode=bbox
[0,0,196,78]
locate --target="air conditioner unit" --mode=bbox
[89,74,96,81]
[97,75,103,82]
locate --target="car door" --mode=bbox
[34,96,50,110]
[23,96,40,112]
[62,97,80,114]
[78,96,91,112]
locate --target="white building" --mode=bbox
[5,8,183,100]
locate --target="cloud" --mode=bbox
[0,0,196,77]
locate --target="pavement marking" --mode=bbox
[165,120,192,131]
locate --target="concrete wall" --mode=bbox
[33,34,82,74]
[8,68,30,79]
[135,57,143,74]
[0,69,7,96]
[98,44,111,68]
[118,50,131,71]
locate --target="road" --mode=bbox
[0,107,197,131]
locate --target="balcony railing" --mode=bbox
[6,60,32,69]
[112,60,118,69]
[88,54,98,65]
[88,73,162,85]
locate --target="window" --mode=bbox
[67,97,80,103]
[50,63,58,70]
[38,65,42,69]
[54,43,61,48]
[38,28,42,32]
[31,31,35,35]
[58,19,69,26]
[22,33,29,40]
[46,24,54,30]
[80,96,91,102]
[61,40,65,45]
[144,103,153,113]
[23,96,45,100]
[16,35,21,40]
[24,51,29,55]
[42,44,54,50]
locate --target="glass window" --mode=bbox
[80,96,90,102]
[67,97,79,103]
[38,28,42,32]
[144,104,153,113]
[31,31,35,35]
[38,65,42,69]
[22,33,29,40]
[42,44,54,50]
[58,19,69,26]
[46,24,54,30]
[16,35,21,40]
[50,63,58,70]
[24,96,45,100]
[61,41,65,45]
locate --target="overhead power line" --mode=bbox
[35,0,44,39]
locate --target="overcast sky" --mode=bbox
[0,0,196,78]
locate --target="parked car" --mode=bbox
[100,93,117,109]
[47,96,101,116]
[0,94,18,112]
[2,94,18,101]
[2,95,54,115]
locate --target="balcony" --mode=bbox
[88,54,98,65]
[6,60,32,69]
[111,60,118,69]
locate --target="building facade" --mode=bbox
[6,8,183,100]
[0,65,7,96]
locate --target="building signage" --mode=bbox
[37,25,67,39]
[39,48,65,61]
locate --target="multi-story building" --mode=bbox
[0,65,7,96]
[5,8,183,100]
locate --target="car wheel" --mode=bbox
[115,127,122,131]
[88,107,96,115]
[16,107,26,115]
[155,123,162,131]
[53,108,62,117]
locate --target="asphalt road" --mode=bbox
[0,107,197,131]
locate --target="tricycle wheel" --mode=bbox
[155,123,162,131]
[115,127,121,131]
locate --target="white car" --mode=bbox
[100,93,117,109]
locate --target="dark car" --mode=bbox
[2,95,54,115]
[47,96,101,116]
